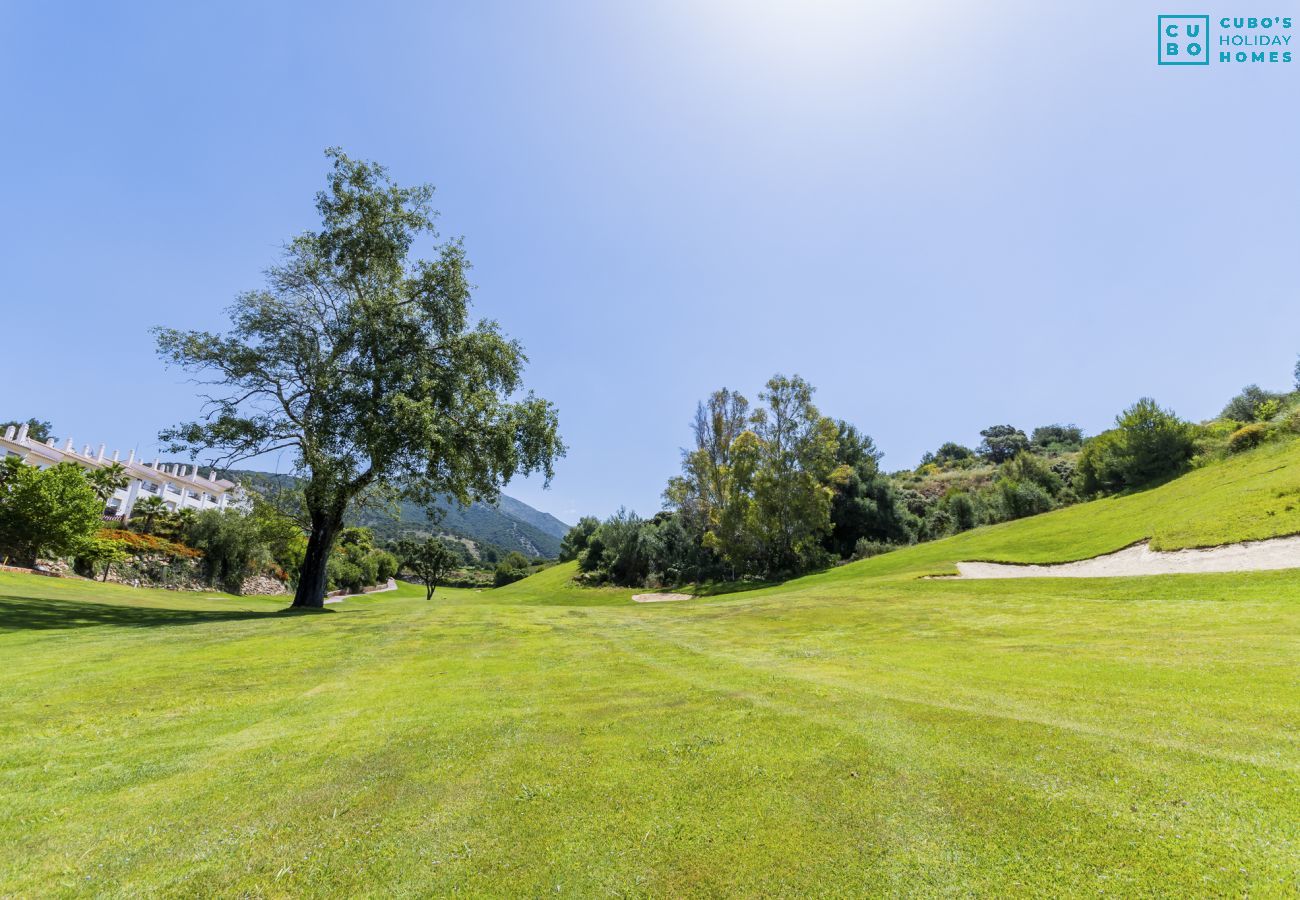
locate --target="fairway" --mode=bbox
[4,466,1300,897]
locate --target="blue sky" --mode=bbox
[2,1,1297,524]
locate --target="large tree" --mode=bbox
[0,458,102,566]
[155,150,564,608]
[748,375,840,575]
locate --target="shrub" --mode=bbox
[327,556,366,593]
[183,510,273,593]
[493,561,528,587]
[1077,399,1195,495]
[1227,422,1268,453]
[1221,384,1284,423]
[1030,424,1083,453]
[852,538,894,560]
[371,550,398,582]
[998,479,1055,519]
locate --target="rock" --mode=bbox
[239,574,290,596]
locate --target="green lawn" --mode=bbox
[2,443,1299,896]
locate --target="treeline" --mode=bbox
[561,367,1300,589]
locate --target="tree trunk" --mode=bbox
[293,514,340,608]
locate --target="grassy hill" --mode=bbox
[226,469,570,559]
[3,441,1298,895]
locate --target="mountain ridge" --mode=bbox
[225,470,570,559]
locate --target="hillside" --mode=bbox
[225,470,570,559]
[494,435,1300,603]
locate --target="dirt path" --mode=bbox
[325,578,398,604]
[947,535,1300,579]
[632,592,693,603]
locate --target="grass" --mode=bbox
[2,442,1299,895]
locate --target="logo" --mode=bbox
[1159,15,1210,64]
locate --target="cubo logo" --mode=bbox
[1158,15,1211,64]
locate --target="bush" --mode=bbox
[1077,398,1195,495]
[1227,422,1268,453]
[493,561,528,587]
[1030,424,1083,453]
[327,556,366,594]
[998,479,1055,519]
[1221,384,1284,423]
[183,509,273,593]
[371,549,398,582]
[852,539,894,560]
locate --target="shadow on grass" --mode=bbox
[0,595,333,632]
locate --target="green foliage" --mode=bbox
[154,149,564,607]
[0,458,102,565]
[558,516,599,562]
[0,418,54,443]
[1077,399,1195,495]
[1030,423,1083,453]
[76,533,131,581]
[183,509,273,593]
[85,462,129,504]
[826,422,916,557]
[1227,422,1268,453]
[919,442,974,466]
[493,550,532,587]
[396,536,458,600]
[977,425,1029,464]
[129,495,168,535]
[1221,384,1284,423]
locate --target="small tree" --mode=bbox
[397,537,458,600]
[80,533,131,582]
[154,149,564,608]
[0,458,102,565]
[977,425,1029,464]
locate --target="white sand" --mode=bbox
[947,535,1300,580]
[632,592,693,603]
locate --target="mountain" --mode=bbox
[224,470,571,559]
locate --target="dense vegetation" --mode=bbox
[563,364,1300,588]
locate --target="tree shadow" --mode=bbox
[0,595,332,632]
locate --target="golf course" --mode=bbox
[3,439,1297,896]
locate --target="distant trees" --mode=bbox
[1077,398,1195,495]
[558,516,599,562]
[154,149,563,608]
[0,418,54,443]
[825,422,915,558]
[920,442,974,466]
[977,425,1030,463]
[1221,384,1284,423]
[0,458,103,565]
[1030,424,1083,453]
[494,550,532,586]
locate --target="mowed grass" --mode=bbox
[2,443,1300,896]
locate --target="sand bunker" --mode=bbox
[632,592,693,603]
[946,535,1300,579]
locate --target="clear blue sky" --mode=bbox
[2,1,1297,524]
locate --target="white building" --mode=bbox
[1,422,245,520]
